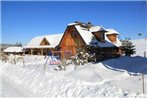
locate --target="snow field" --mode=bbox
[2,64,125,97]
[132,39,147,57]
[1,55,147,98]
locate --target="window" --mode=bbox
[71,31,77,38]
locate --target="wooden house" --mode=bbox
[58,21,122,59]
[23,34,63,55]
[24,21,122,60]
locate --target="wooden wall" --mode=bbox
[106,34,117,43]
[27,48,53,55]
[40,38,50,46]
[59,26,86,59]
[92,32,105,43]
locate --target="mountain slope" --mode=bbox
[132,39,147,57]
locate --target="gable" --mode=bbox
[59,26,86,46]
[25,36,44,47]
[92,31,105,43]
[40,37,50,46]
[106,34,117,43]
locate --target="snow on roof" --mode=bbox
[45,34,63,47]
[68,23,78,26]
[3,46,23,53]
[75,25,94,44]
[24,35,44,48]
[90,26,107,32]
[106,29,119,35]
[104,34,122,47]
[90,33,122,47]
[74,25,122,47]
[24,33,63,48]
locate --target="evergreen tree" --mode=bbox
[75,48,89,65]
[121,38,136,56]
[88,36,105,61]
[15,42,22,47]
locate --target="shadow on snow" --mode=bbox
[101,56,147,74]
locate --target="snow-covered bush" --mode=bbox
[74,49,89,65]
[87,45,104,61]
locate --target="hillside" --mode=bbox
[132,39,147,57]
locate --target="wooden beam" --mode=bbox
[30,49,33,55]
[41,49,43,55]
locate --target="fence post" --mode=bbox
[142,73,145,94]
[144,51,146,58]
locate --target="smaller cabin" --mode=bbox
[23,34,63,55]
[3,46,23,55]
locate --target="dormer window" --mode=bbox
[106,34,117,43]
[92,31,105,43]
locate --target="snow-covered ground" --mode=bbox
[1,39,147,98]
[1,55,147,98]
[132,38,147,57]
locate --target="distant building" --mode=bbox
[3,46,23,55]
[0,44,20,51]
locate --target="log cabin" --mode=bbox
[58,21,122,59]
[23,34,63,55]
[24,21,122,60]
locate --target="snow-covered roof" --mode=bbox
[106,29,119,35]
[68,23,78,26]
[75,25,94,44]
[74,24,122,47]
[104,33,122,47]
[24,36,44,48]
[90,26,106,32]
[24,33,63,48]
[90,36,122,48]
[45,34,63,47]
[3,46,23,53]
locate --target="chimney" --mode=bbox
[88,22,91,24]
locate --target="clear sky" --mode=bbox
[1,1,147,45]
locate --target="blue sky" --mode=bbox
[1,1,147,45]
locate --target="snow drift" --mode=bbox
[1,55,147,98]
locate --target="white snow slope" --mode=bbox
[1,39,147,98]
[132,39,147,57]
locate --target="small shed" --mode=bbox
[3,46,23,55]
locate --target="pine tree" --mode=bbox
[121,38,136,56]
